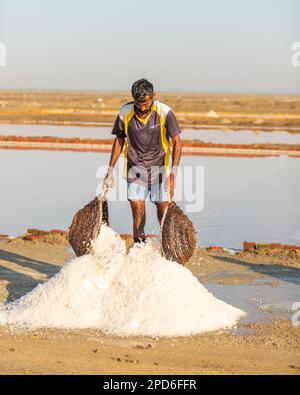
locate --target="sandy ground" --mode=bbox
[1,90,300,131]
[0,234,299,375]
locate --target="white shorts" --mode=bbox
[127,180,169,203]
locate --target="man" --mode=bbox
[103,78,182,243]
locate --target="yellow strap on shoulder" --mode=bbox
[153,104,171,177]
[123,109,135,178]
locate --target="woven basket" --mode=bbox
[160,202,197,264]
[68,196,110,257]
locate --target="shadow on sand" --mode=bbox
[212,255,300,287]
[0,249,61,302]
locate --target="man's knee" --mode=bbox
[130,200,145,219]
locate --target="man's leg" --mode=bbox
[127,179,148,243]
[150,168,169,225]
[129,200,146,243]
[155,201,168,224]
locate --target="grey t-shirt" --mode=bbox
[112,100,181,184]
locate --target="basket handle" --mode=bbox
[168,173,174,204]
[97,183,109,201]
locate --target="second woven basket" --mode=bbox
[160,201,197,265]
[67,187,110,257]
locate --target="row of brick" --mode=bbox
[243,241,300,251]
[23,232,159,242]
[1,135,300,152]
[27,228,66,234]
[24,228,67,240]
[3,145,297,158]
[205,242,300,253]
[1,143,299,158]
[2,230,300,252]
[206,246,225,252]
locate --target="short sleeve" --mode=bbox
[111,115,126,138]
[165,110,181,139]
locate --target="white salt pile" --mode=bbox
[0,225,245,337]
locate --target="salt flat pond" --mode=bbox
[0,147,299,249]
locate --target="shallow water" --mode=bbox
[1,123,300,144]
[0,123,113,139]
[0,148,299,249]
[201,266,300,327]
[182,129,300,144]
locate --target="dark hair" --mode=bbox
[131,79,154,102]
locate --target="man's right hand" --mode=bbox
[103,169,115,191]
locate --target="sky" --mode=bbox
[0,0,299,94]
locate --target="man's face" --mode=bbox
[134,95,154,117]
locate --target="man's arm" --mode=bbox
[168,134,182,200]
[103,136,125,189]
[171,134,182,176]
[108,137,125,169]
[163,108,182,201]
[103,111,126,190]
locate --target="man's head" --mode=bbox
[131,78,156,117]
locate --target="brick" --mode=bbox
[50,229,66,234]
[27,228,42,234]
[27,228,49,236]
[243,241,256,251]
[24,235,46,241]
[120,234,158,239]
[207,246,224,252]
[270,243,284,249]
[257,243,270,250]
[283,244,300,250]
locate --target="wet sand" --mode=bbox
[0,234,299,374]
